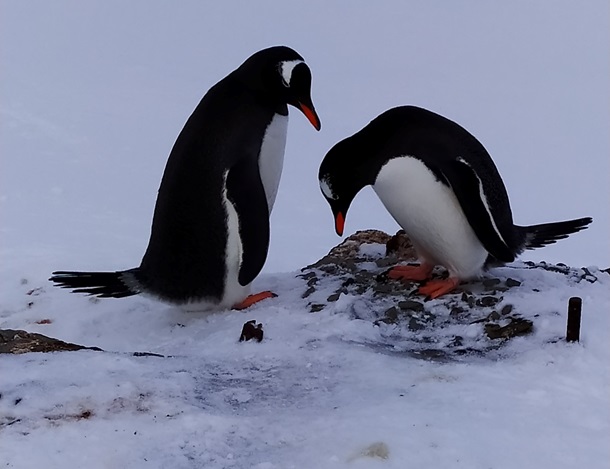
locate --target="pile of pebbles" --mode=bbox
[299,230,601,359]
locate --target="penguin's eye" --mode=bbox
[319,177,337,200]
[278,60,304,88]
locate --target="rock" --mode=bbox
[453,335,465,346]
[398,300,425,312]
[482,278,501,289]
[375,256,400,268]
[302,286,315,299]
[465,295,476,309]
[309,304,325,313]
[0,329,102,354]
[298,271,317,281]
[373,283,397,295]
[408,317,426,331]
[327,229,392,259]
[380,306,400,324]
[505,278,521,288]
[239,320,264,343]
[342,278,356,288]
[385,230,417,260]
[327,293,341,302]
[297,229,586,358]
[484,317,533,340]
[476,296,501,307]
[450,306,466,317]
[487,311,501,321]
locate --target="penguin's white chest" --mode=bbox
[258,113,288,212]
[373,156,488,278]
[180,174,249,312]
[219,170,250,307]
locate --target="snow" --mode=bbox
[2,261,610,468]
[1,2,609,468]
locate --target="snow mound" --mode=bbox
[1,239,609,468]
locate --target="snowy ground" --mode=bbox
[1,250,609,468]
[1,2,609,468]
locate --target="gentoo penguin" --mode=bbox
[51,46,320,310]
[318,106,592,299]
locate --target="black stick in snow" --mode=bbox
[566,297,582,343]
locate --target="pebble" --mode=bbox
[301,286,315,299]
[327,293,341,302]
[476,296,500,307]
[408,318,426,331]
[309,304,325,313]
[505,278,522,287]
[482,278,501,288]
[398,300,424,312]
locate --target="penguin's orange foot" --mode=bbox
[388,264,434,282]
[232,291,277,310]
[418,278,460,300]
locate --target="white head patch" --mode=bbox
[320,177,336,200]
[279,60,304,87]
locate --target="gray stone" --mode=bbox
[408,318,426,331]
[0,329,101,354]
[484,317,533,340]
[398,300,425,312]
[487,311,501,321]
[302,286,315,299]
[505,278,522,288]
[476,296,500,307]
[327,293,341,302]
[482,278,501,288]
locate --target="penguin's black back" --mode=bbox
[139,72,282,303]
[342,106,519,251]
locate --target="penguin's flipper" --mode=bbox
[226,158,271,287]
[439,158,515,263]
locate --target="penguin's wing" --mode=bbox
[439,157,515,262]
[225,157,270,286]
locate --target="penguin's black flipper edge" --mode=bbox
[441,158,515,263]
[226,158,270,287]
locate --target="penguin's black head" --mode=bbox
[236,46,321,130]
[318,138,373,236]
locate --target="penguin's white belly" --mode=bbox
[258,113,288,213]
[220,171,251,306]
[181,171,249,312]
[373,156,488,279]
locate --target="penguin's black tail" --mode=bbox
[520,217,592,251]
[49,269,141,298]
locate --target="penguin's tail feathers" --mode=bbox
[49,269,142,298]
[520,217,592,251]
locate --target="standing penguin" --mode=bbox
[51,46,320,310]
[318,106,591,299]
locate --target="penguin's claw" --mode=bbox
[388,264,433,282]
[232,291,277,310]
[417,278,460,299]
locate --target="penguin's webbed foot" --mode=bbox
[418,278,460,300]
[232,291,277,310]
[387,263,434,282]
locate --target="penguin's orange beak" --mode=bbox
[335,212,345,236]
[298,102,321,131]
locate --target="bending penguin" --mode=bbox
[318,106,591,299]
[51,46,321,310]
